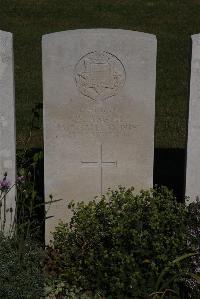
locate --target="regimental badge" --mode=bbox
[75,51,126,100]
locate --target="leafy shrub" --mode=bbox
[187,198,200,252]
[47,186,190,298]
[183,199,200,298]
[0,233,44,299]
[44,279,104,299]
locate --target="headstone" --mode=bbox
[0,30,16,231]
[43,29,157,241]
[186,34,200,203]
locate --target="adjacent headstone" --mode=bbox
[0,30,16,231]
[43,29,157,241]
[186,34,200,203]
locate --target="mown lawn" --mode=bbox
[0,0,200,148]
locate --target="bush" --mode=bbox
[183,199,200,298]
[0,233,44,299]
[46,186,190,298]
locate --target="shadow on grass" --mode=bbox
[154,148,186,202]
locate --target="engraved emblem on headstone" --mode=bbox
[75,51,126,100]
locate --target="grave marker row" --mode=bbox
[0,29,199,242]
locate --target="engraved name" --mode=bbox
[63,117,137,138]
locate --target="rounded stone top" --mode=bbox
[0,30,12,38]
[42,28,156,44]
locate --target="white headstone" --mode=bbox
[186,34,200,203]
[43,29,157,241]
[0,30,16,231]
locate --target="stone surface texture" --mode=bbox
[0,30,16,231]
[43,29,157,241]
[186,34,200,203]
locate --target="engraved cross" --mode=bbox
[81,144,117,196]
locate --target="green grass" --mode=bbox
[0,0,200,148]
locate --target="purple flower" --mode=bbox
[0,178,11,191]
[16,175,25,185]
